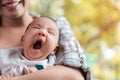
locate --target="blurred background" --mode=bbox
[29,0,120,80]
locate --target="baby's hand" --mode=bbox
[23,67,38,75]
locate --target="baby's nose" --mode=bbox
[38,29,47,37]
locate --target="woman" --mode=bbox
[0,0,90,80]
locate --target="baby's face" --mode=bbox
[22,17,59,60]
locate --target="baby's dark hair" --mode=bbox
[25,16,57,32]
[40,16,56,23]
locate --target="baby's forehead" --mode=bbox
[26,17,59,32]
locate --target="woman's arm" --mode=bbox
[1,65,84,80]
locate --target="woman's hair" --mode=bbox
[0,0,2,10]
[0,15,2,26]
[0,0,1,6]
[0,0,2,26]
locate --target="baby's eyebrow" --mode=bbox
[47,27,54,30]
[30,24,41,28]
[25,23,32,31]
[37,24,42,27]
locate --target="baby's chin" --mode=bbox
[23,49,41,60]
[27,56,45,61]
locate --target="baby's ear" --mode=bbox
[51,44,59,54]
[21,35,24,45]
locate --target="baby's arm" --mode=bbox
[1,62,28,77]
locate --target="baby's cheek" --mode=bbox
[46,33,48,37]
[46,34,52,39]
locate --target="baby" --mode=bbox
[0,16,60,76]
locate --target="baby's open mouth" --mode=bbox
[33,40,42,49]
